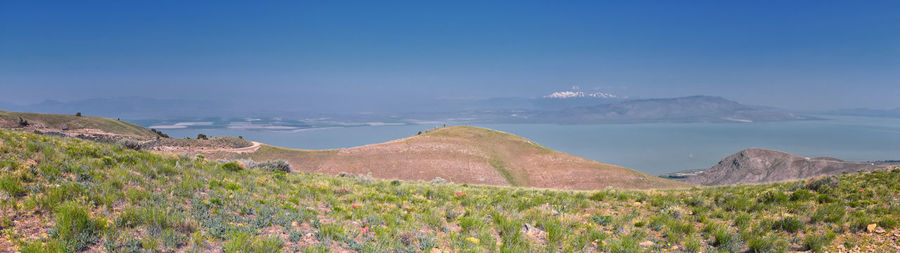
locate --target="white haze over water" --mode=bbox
[157,115,900,175]
[147,122,214,129]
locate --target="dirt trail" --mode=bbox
[216,141,262,153]
[151,141,262,154]
[2,124,262,155]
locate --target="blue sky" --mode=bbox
[1,1,898,111]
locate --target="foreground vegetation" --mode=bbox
[0,129,897,252]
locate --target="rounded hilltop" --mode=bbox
[243,125,690,190]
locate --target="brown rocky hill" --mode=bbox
[680,148,900,185]
[237,126,690,190]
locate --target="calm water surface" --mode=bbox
[158,116,900,175]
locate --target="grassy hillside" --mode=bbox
[0,111,158,138]
[238,126,689,190]
[0,129,898,252]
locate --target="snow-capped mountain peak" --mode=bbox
[544,88,617,99]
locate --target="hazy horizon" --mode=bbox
[2,1,899,112]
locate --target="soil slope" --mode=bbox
[682,148,900,185]
[240,126,690,190]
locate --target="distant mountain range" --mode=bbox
[1,94,808,124]
[663,148,900,185]
[0,97,236,120]
[433,88,624,111]
[544,90,619,99]
[827,107,900,118]
[501,96,807,123]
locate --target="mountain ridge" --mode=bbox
[3,95,807,124]
[522,96,806,123]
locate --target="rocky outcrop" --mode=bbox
[681,148,899,185]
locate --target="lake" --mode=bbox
[154,116,900,175]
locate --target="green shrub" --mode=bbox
[710,225,741,251]
[159,228,187,248]
[124,188,150,204]
[254,160,291,173]
[222,162,245,172]
[38,163,62,178]
[254,236,284,252]
[423,210,444,229]
[648,214,670,231]
[36,182,84,211]
[747,235,774,253]
[758,190,788,204]
[670,220,695,236]
[157,164,178,176]
[811,205,845,223]
[849,214,873,232]
[116,139,143,151]
[54,201,106,252]
[316,223,345,241]
[223,231,253,253]
[733,213,751,229]
[142,236,158,250]
[772,217,803,233]
[790,189,816,201]
[805,176,839,193]
[591,215,613,226]
[150,128,170,138]
[603,232,641,253]
[0,175,25,197]
[20,240,64,253]
[222,234,283,253]
[541,218,565,244]
[302,244,331,253]
[684,236,702,252]
[878,216,898,229]
[803,231,835,252]
[115,205,171,234]
[722,196,754,211]
[459,216,483,233]
[633,220,646,227]
[588,191,610,201]
[816,194,835,204]
[493,214,526,249]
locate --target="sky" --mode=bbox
[1,0,899,111]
